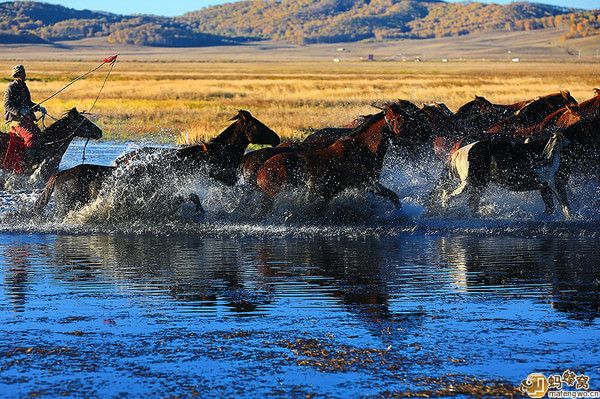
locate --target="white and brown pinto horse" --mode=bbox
[439,132,572,218]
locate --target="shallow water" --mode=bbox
[0,141,599,398]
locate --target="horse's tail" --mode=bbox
[34,174,58,211]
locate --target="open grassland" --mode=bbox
[1,61,598,143]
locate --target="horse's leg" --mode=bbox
[426,164,453,208]
[172,194,204,215]
[540,184,556,215]
[441,180,467,208]
[554,174,572,219]
[466,185,486,216]
[370,183,401,209]
[187,193,205,214]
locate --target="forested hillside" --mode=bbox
[185,0,598,43]
[0,0,598,47]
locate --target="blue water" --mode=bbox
[0,140,599,398]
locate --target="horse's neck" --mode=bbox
[43,118,73,142]
[352,117,389,155]
[210,123,249,157]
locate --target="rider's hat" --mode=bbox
[11,64,25,78]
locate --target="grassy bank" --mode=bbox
[1,61,598,143]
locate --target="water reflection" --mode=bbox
[1,233,599,321]
[435,236,600,320]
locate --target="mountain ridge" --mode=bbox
[0,0,598,47]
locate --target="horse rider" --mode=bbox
[3,64,46,171]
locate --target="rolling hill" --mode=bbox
[0,0,598,47]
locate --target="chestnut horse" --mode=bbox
[453,91,576,138]
[242,100,426,186]
[486,91,577,136]
[435,92,577,161]
[255,103,409,209]
[1,108,102,181]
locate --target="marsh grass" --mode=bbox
[1,61,597,143]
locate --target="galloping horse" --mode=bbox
[453,92,576,138]
[486,91,577,136]
[1,108,102,181]
[439,132,572,218]
[116,110,280,186]
[255,103,409,209]
[242,100,427,185]
[35,110,279,215]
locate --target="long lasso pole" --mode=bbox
[34,54,118,108]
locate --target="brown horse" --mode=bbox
[1,108,102,181]
[486,91,577,136]
[255,103,408,209]
[242,100,426,186]
[452,92,576,138]
[35,110,280,215]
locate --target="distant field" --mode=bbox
[1,60,598,143]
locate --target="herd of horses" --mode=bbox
[3,88,600,220]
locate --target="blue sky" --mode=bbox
[37,0,598,16]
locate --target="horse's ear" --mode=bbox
[561,90,570,98]
[238,110,252,121]
[229,114,240,121]
[68,107,79,117]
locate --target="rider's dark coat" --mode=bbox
[4,79,35,122]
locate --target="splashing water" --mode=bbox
[1,141,600,238]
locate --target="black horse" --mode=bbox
[35,110,280,215]
[1,108,102,181]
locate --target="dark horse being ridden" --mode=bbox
[35,110,280,215]
[1,108,102,181]
[255,103,409,210]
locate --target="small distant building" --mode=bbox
[441,58,448,63]
[512,57,521,63]
[336,47,346,52]
[414,57,422,62]
[333,58,341,63]
[367,54,374,61]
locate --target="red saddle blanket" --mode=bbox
[2,125,37,174]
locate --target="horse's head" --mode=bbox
[560,90,578,105]
[383,102,430,143]
[456,96,494,118]
[229,110,280,147]
[64,108,103,140]
[558,105,583,127]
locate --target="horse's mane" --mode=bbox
[210,122,239,145]
[347,110,385,136]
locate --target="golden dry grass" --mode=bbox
[1,61,598,143]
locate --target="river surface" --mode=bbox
[0,141,599,398]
